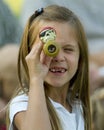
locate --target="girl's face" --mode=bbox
[37,21,79,88]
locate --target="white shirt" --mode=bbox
[9,94,84,130]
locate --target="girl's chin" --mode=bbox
[44,81,63,88]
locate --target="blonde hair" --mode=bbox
[7,5,91,130]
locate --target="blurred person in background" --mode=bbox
[0,44,19,130]
[91,88,104,130]
[0,44,19,102]
[89,50,104,130]
[89,61,104,94]
[89,50,104,94]
[0,98,6,130]
[90,50,104,67]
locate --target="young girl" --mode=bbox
[7,5,91,130]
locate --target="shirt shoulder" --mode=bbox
[9,94,28,130]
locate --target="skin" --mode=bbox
[14,21,79,130]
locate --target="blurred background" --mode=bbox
[0,0,104,130]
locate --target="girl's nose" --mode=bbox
[52,50,65,62]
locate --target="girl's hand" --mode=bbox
[25,42,52,81]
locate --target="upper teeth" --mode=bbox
[49,68,66,73]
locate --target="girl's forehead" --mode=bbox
[39,21,77,39]
[37,21,78,46]
[38,23,78,49]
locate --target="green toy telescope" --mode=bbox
[39,27,60,57]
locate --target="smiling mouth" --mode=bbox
[49,67,67,73]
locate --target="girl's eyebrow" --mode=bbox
[62,42,78,48]
[64,44,75,47]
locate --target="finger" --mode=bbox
[29,42,43,57]
[40,51,53,67]
[44,56,53,67]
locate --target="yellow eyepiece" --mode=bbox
[43,40,59,57]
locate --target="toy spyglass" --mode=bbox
[39,27,60,57]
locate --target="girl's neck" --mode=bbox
[45,83,71,109]
[49,91,72,113]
